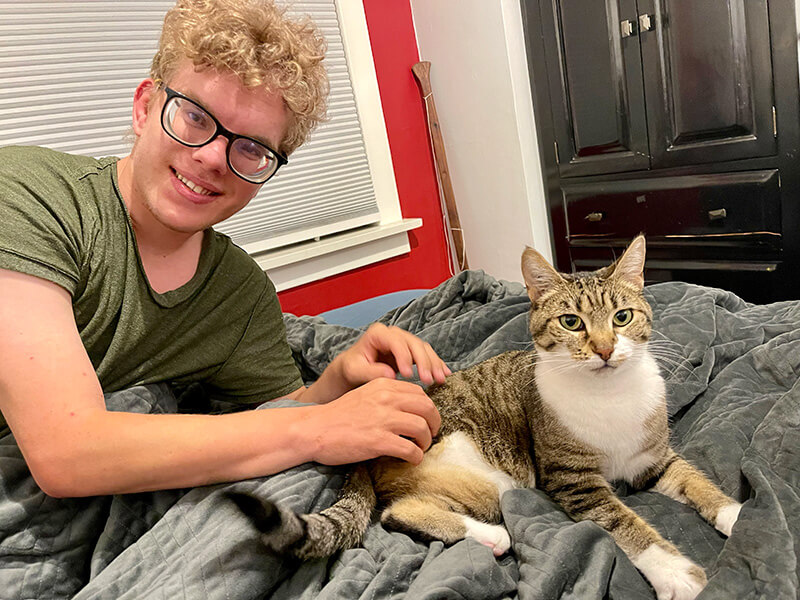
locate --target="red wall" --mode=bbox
[276,0,452,316]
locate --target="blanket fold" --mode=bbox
[0,272,797,599]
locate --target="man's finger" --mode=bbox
[383,435,425,465]
[409,341,436,384]
[394,414,433,452]
[383,335,415,379]
[346,359,396,383]
[393,391,440,438]
[362,325,417,377]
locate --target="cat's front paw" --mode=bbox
[634,544,707,600]
[462,516,511,556]
[715,502,742,537]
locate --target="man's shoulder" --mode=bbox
[209,230,259,269]
[0,147,122,294]
[207,229,274,289]
[0,145,107,176]
[0,146,118,199]
[0,145,118,211]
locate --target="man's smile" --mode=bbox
[172,168,220,199]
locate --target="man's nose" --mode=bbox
[191,135,229,172]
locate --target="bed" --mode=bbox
[1,270,798,599]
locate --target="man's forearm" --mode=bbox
[25,406,320,497]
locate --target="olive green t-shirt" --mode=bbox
[0,146,303,430]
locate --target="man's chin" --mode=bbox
[166,221,214,236]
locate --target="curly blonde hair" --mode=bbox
[151,0,329,155]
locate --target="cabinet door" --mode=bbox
[541,0,651,177]
[639,0,777,167]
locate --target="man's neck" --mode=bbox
[117,155,206,293]
[135,230,205,294]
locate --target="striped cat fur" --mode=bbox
[227,235,742,600]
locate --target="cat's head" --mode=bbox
[521,235,652,372]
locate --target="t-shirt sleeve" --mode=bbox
[208,277,304,404]
[0,147,85,294]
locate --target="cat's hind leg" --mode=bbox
[650,451,742,536]
[381,495,511,556]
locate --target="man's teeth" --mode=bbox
[175,172,214,195]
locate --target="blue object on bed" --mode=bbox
[317,289,429,327]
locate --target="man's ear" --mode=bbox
[131,79,158,137]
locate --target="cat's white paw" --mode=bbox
[462,516,511,556]
[634,544,706,600]
[715,502,742,537]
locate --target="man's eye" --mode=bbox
[558,314,584,331]
[237,140,268,160]
[183,108,210,128]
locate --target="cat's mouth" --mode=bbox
[591,363,617,372]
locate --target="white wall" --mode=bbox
[410,0,552,284]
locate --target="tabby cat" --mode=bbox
[228,235,742,600]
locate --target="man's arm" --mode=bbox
[0,269,442,497]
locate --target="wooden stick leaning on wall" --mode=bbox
[412,60,469,272]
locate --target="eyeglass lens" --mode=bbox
[162,96,279,182]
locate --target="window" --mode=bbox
[0,0,420,290]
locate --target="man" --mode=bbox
[0,0,447,499]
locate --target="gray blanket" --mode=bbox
[1,271,798,599]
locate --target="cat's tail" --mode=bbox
[226,463,376,559]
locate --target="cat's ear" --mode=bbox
[522,246,564,302]
[610,235,646,290]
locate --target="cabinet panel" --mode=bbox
[542,0,650,176]
[640,0,776,167]
[563,170,781,249]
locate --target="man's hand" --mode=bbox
[288,323,451,464]
[305,377,441,465]
[335,322,451,387]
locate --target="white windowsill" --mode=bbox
[253,218,423,292]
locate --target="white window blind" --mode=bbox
[0,0,381,254]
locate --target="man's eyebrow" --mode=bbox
[249,133,280,150]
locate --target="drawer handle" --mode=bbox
[585,212,604,222]
[708,208,727,221]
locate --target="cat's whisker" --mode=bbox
[645,352,701,382]
[540,361,585,377]
[646,336,693,357]
[507,340,536,350]
[517,361,538,373]
[647,340,683,356]
[644,342,693,361]
[640,349,680,363]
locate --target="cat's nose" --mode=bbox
[592,344,614,362]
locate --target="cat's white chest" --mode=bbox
[535,350,665,483]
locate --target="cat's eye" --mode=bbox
[613,309,633,327]
[558,314,584,331]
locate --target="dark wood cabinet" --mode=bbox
[523,0,800,302]
[543,0,650,176]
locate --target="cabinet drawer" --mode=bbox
[564,170,781,249]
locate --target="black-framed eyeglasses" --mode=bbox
[160,87,288,184]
